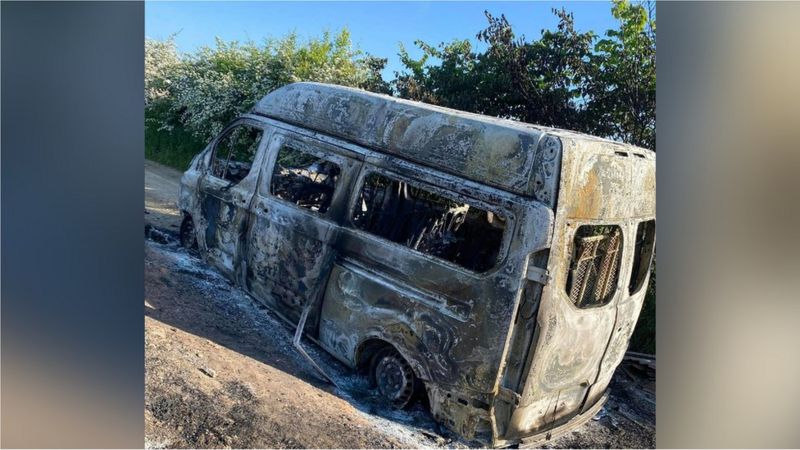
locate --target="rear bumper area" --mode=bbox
[498,392,608,448]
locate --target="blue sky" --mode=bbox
[146,1,619,80]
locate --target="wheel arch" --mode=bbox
[179,210,200,250]
[354,336,432,382]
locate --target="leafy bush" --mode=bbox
[393,0,655,149]
[145,29,389,168]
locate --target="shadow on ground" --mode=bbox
[145,231,463,448]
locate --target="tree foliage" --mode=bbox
[147,1,655,149]
[586,0,656,148]
[392,0,655,149]
[146,29,389,143]
[145,36,181,106]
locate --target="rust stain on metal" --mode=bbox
[178,82,656,447]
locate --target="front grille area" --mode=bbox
[566,226,622,308]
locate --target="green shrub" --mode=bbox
[145,112,206,171]
[145,29,389,170]
[629,262,656,354]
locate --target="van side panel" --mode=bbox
[320,229,521,391]
[245,198,339,326]
[243,131,361,328]
[318,196,554,440]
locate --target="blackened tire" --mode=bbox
[179,215,198,250]
[370,347,418,409]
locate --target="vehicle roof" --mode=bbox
[252,82,652,202]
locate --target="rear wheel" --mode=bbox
[370,347,418,409]
[179,215,198,250]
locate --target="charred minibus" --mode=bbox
[178,82,656,447]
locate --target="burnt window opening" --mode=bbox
[270,146,341,214]
[628,220,656,294]
[566,225,623,308]
[351,172,506,272]
[211,124,263,185]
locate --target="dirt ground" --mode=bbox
[144,160,655,449]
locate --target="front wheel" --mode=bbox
[179,215,198,250]
[370,348,418,409]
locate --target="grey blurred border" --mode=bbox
[1,1,144,448]
[658,1,800,448]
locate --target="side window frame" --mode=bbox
[206,118,269,186]
[627,219,656,296]
[563,223,625,309]
[258,131,359,221]
[345,166,513,275]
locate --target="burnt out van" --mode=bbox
[178,82,656,447]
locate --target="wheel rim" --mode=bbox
[374,352,415,408]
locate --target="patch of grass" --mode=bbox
[148,377,261,448]
[145,114,207,171]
